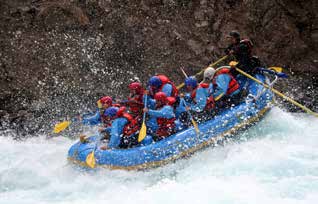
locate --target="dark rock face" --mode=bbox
[0,0,317,137]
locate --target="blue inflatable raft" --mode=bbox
[68,74,274,170]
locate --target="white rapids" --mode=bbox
[1,107,318,204]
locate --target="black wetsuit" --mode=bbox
[225,40,260,75]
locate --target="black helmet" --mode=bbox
[228,31,240,40]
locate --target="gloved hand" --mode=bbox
[229,61,238,68]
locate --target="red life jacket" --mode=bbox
[212,68,240,95]
[112,103,121,108]
[240,39,253,57]
[156,75,179,98]
[101,115,113,127]
[156,105,176,137]
[120,112,140,137]
[190,83,215,110]
[127,94,144,115]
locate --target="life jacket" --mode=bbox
[190,83,215,110]
[156,105,176,137]
[127,94,144,115]
[100,115,113,127]
[212,68,240,95]
[113,103,121,108]
[239,39,253,57]
[156,75,179,98]
[116,108,140,137]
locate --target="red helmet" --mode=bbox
[167,97,176,106]
[128,82,142,90]
[154,92,167,103]
[99,96,112,106]
[128,82,144,94]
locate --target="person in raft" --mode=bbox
[203,67,241,110]
[145,74,179,109]
[100,106,151,150]
[181,76,215,123]
[143,92,176,141]
[120,82,145,118]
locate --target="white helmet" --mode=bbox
[203,67,216,81]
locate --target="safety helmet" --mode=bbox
[167,97,176,106]
[184,77,198,88]
[154,92,167,103]
[204,67,216,80]
[228,31,240,40]
[128,82,142,90]
[148,76,162,88]
[100,96,112,105]
[103,107,119,117]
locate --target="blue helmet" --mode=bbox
[185,77,197,88]
[104,107,119,117]
[148,76,162,88]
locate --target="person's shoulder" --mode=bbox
[163,105,174,110]
[216,73,231,80]
[163,83,172,88]
[239,41,249,49]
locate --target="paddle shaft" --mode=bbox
[180,67,188,78]
[142,95,148,122]
[177,56,228,90]
[181,98,199,134]
[235,67,318,117]
[137,94,148,142]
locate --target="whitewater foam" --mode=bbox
[1,107,318,204]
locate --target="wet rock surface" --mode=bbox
[0,0,317,137]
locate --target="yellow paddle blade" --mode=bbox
[86,151,96,168]
[138,121,147,142]
[269,67,283,73]
[229,61,239,67]
[53,121,71,133]
[97,100,102,109]
[191,119,200,134]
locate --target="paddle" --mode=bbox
[138,94,148,142]
[53,112,97,134]
[53,120,72,134]
[177,56,228,90]
[234,67,318,117]
[181,98,200,134]
[85,131,103,168]
[86,147,96,168]
[179,67,200,134]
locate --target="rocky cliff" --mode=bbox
[0,0,317,137]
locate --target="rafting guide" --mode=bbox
[52,31,318,170]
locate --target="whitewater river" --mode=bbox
[1,107,318,204]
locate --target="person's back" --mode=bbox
[104,107,141,149]
[204,67,241,110]
[225,31,257,74]
[124,82,144,117]
[145,75,178,110]
[148,75,178,98]
[212,67,240,99]
[184,77,209,113]
[181,76,215,123]
[143,92,176,141]
[81,96,113,126]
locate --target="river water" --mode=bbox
[1,107,318,204]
